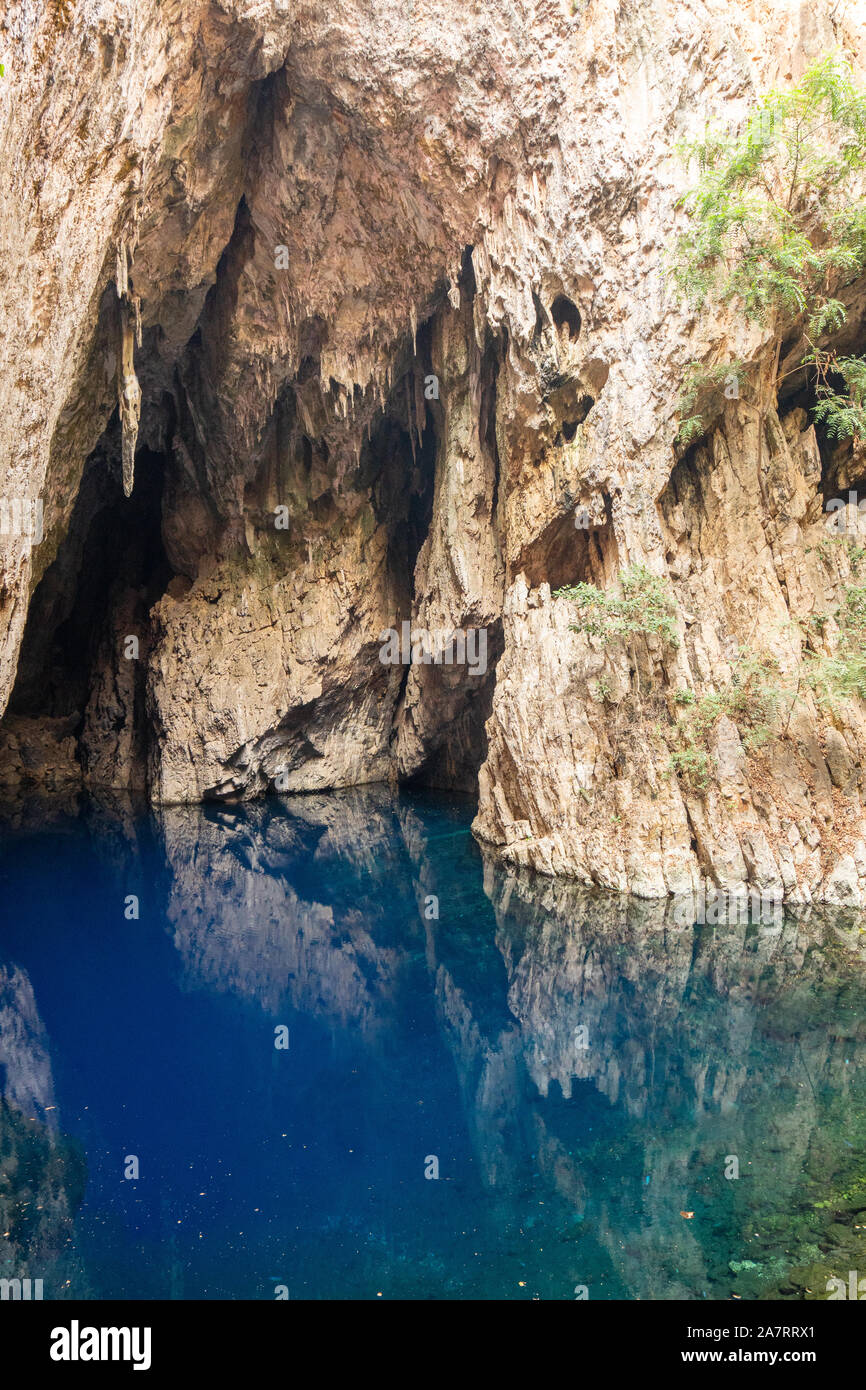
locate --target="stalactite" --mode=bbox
[407,373,416,463]
[115,241,141,498]
[114,241,128,298]
[413,368,426,438]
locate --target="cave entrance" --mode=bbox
[551,293,581,343]
[398,615,505,794]
[516,506,616,593]
[1,440,172,793]
[779,369,866,521]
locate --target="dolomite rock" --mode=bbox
[2,0,866,900]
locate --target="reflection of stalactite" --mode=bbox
[115,241,141,499]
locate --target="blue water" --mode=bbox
[1,786,865,1300]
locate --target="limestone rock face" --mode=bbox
[3,0,866,901]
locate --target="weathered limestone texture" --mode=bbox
[3,0,866,901]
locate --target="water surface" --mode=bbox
[1,787,865,1300]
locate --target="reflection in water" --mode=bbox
[0,787,864,1300]
[0,965,88,1297]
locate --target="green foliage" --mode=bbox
[814,531,866,570]
[668,652,785,792]
[843,581,866,627]
[686,653,781,746]
[804,581,866,704]
[675,415,705,447]
[669,54,866,444]
[806,650,866,704]
[812,355,866,443]
[724,651,786,747]
[667,746,711,790]
[675,362,745,444]
[555,563,680,648]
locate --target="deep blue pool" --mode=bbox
[1,786,865,1300]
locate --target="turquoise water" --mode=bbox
[1,786,865,1300]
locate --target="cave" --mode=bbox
[3,434,172,793]
[561,395,596,439]
[0,295,503,802]
[780,367,866,514]
[6,0,866,1321]
[551,293,581,342]
[517,507,616,593]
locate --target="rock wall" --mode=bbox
[3,0,866,901]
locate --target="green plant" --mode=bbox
[843,581,866,626]
[723,651,785,747]
[669,54,866,448]
[675,361,746,445]
[805,580,866,703]
[668,652,786,791]
[813,532,866,571]
[811,354,866,443]
[555,563,680,648]
[667,746,711,790]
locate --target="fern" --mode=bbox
[813,356,866,442]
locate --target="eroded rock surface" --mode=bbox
[3,0,866,900]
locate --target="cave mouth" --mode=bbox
[780,371,866,518]
[551,293,581,342]
[561,395,596,439]
[1,279,504,806]
[355,331,439,606]
[399,616,506,795]
[2,438,173,793]
[517,507,616,593]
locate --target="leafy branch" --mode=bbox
[555,563,680,649]
[669,53,866,448]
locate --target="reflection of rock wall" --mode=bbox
[3,789,863,1299]
[432,962,526,1191]
[485,861,866,1119]
[160,793,417,1033]
[0,964,57,1126]
[393,799,531,1189]
[0,1100,88,1298]
[0,966,88,1297]
[476,856,866,1299]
